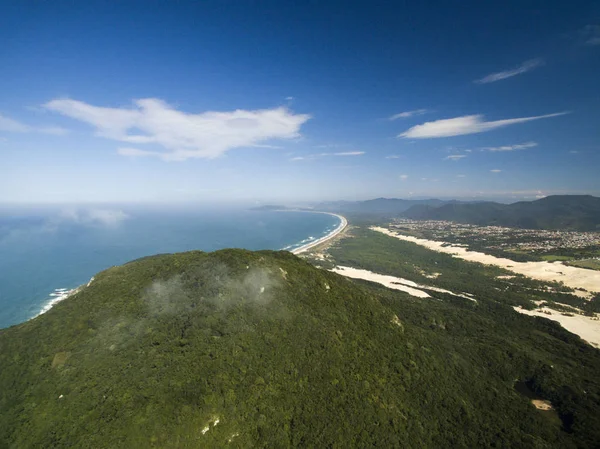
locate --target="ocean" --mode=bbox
[0,206,340,329]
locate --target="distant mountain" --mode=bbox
[316,198,463,218]
[402,195,600,231]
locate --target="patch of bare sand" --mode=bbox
[531,399,553,411]
[372,226,600,297]
[514,306,600,347]
[330,266,476,302]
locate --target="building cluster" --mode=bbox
[390,219,600,252]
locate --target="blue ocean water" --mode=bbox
[0,206,340,328]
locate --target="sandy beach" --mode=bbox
[292,212,348,254]
[371,226,600,296]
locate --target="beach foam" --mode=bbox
[292,213,347,254]
[35,275,94,318]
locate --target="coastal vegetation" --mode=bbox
[2,248,600,447]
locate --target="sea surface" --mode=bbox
[0,206,340,328]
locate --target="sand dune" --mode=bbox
[372,226,600,296]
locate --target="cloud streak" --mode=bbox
[475,58,544,84]
[290,151,364,161]
[582,25,600,46]
[44,98,311,161]
[0,113,69,135]
[444,154,466,160]
[389,109,428,120]
[398,112,568,139]
[481,141,537,152]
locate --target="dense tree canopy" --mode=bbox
[1,248,599,447]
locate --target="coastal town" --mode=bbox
[390,219,600,255]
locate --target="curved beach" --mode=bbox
[291,212,348,254]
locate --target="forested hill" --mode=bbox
[402,195,600,231]
[1,249,600,447]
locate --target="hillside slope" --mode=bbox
[402,195,600,230]
[1,249,600,447]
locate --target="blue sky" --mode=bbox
[1,1,599,204]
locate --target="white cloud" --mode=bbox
[444,154,466,160]
[330,151,364,156]
[399,112,568,139]
[490,169,502,173]
[290,151,364,161]
[400,174,408,180]
[44,98,311,160]
[118,147,161,158]
[482,141,538,152]
[569,150,580,154]
[457,174,466,178]
[582,25,600,45]
[385,155,401,159]
[57,208,129,227]
[0,114,30,132]
[0,113,69,135]
[475,58,544,84]
[389,109,428,120]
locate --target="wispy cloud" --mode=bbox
[444,154,466,160]
[475,58,544,84]
[385,155,401,159]
[118,147,161,158]
[399,174,408,180]
[581,25,600,45]
[490,169,502,173]
[389,109,428,120]
[290,151,364,161]
[481,141,538,152]
[457,174,466,178]
[55,208,129,227]
[44,98,310,161]
[329,151,364,156]
[0,113,69,135]
[399,112,568,139]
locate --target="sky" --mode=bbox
[1,0,599,204]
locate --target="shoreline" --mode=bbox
[288,211,348,254]
[26,214,345,324]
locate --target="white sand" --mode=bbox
[292,213,348,254]
[372,226,600,296]
[514,306,600,347]
[331,266,431,298]
[330,265,476,301]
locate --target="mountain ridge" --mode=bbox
[401,195,600,231]
[1,249,600,447]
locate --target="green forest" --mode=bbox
[1,246,599,448]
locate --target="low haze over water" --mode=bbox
[0,207,340,328]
